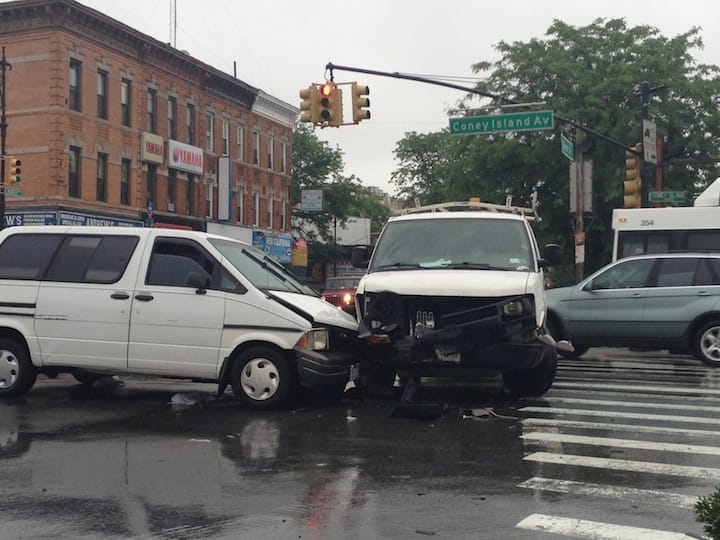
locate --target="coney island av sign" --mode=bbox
[449,110,554,135]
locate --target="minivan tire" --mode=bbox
[230,346,295,409]
[692,320,720,367]
[0,339,37,398]
[502,346,557,397]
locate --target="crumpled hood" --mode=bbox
[267,290,358,331]
[359,269,534,297]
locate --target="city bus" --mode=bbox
[611,179,720,261]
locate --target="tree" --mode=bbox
[391,19,720,279]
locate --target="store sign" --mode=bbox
[142,132,164,164]
[253,231,293,263]
[168,140,203,175]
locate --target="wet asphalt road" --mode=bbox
[0,349,716,539]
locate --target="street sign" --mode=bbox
[560,134,574,161]
[642,119,658,164]
[649,190,686,203]
[449,110,554,135]
[5,187,22,196]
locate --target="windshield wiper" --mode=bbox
[442,262,507,270]
[374,262,422,270]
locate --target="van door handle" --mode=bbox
[111,292,130,300]
[134,294,154,302]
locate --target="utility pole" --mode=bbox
[0,47,9,230]
[635,81,666,207]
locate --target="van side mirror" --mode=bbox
[351,246,370,269]
[540,243,562,267]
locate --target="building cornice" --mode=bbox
[252,90,299,128]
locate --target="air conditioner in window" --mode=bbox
[167,202,175,212]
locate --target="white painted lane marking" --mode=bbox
[552,381,720,395]
[518,477,697,509]
[520,406,720,425]
[538,396,720,414]
[522,417,720,438]
[521,431,720,456]
[525,452,720,479]
[515,513,698,539]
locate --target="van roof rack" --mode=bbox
[396,194,539,221]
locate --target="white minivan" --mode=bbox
[0,226,359,408]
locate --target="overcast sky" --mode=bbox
[48,1,720,194]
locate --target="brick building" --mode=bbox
[0,0,298,261]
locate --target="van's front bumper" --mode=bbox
[295,348,355,388]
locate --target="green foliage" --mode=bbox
[391,18,720,278]
[292,124,390,244]
[696,487,720,539]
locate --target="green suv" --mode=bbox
[546,253,720,367]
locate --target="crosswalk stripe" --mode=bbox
[525,451,720,479]
[533,396,720,413]
[517,477,697,509]
[520,406,720,425]
[515,513,697,539]
[521,431,720,456]
[552,380,720,395]
[522,417,720,438]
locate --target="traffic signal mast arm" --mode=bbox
[324,62,636,153]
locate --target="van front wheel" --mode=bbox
[230,346,295,409]
[502,346,557,397]
[0,339,36,398]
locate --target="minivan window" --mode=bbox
[209,238,314,294]
[0,234,63,279]
[45,235,139,283]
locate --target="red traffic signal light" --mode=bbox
[318,83,343,126]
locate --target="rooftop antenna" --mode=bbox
[169,0,177,47]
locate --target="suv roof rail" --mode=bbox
[395,195,539,221]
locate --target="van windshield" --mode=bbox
[209,238,316,295]
[370,217,534,272]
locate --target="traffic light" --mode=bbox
[624,143,642,208]
[299,85,320,124]
[8,157,21,183]
[319,83,343,126]
[351,83,370,123]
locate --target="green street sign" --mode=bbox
[4,187,22,196]
[648,190,687,203]
[449,110,554,135]
[560,134,574,161]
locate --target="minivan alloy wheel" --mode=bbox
[241,358,280,400]
[230,346,295,409]
[0,349,19,389]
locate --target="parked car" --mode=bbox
[0,226,360,408]
[321,276,360,314]
[545,253,720,367]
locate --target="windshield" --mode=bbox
[369,217,535,272]
[208,238,317,295]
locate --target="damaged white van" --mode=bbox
[0,226,359,408]
[350,199,568,398]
